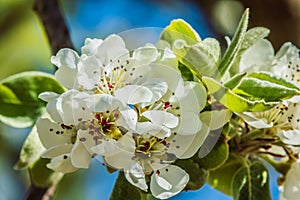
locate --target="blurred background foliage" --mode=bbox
[0,0,298,199]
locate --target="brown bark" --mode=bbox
[33,0,74,54]
[196,0,300,49]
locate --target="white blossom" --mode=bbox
[237,40,300,144]
[280,161,300,200]
[37,34,210,199]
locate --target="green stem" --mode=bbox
[259,154,292,176]
[241,129,263,142]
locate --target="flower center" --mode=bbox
[254,103,288,127]
[95,112,122,140]
[95,59,135,95]
[134,136,168,158]
[77,111,123,141]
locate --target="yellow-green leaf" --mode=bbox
[160,19,201,46]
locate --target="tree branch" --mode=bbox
[25,184,56,200]
[25,1,73,199]
[33,0,74,54]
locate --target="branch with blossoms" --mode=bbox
[1,6,300,200]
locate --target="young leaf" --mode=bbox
[160,19,201,46]
[173,38,221,77]
[232,161,271,200]
[196,134,229,170]
[218,9,249,77]
[202,76,278,112]
[208,153,245,196]
[224,72,247,89]
[29,158,63,188]
[178,62,194,81]
[14,125,45,170]
[110,172,148,200]
[0,71,65,128]
[174,158,208,191]
[229,27,270,76]
[232,72,300,101]
[240,27,270,51]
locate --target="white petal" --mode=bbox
[274,57,300,86]
[140,79,168,107]
[91,139,118,156]
[47,153,78,173]
[115,85,153,105]
[95,34,129,66]
[51,48,79,69]
[133,45,158,63]
[278,129,300,145]
[150,165,189,199]
[86,94,123,112]
[155,174,172,190]
[118,133,136,153]
[127,63,183,94]
[135,122,171,138]
[124,163,148,191]
[39,92,62,122]
[91,138,135,169]
[77,55,102,90]
[240,39,274,73]
[157,47,178,69]
[178,81,207,113]
[56,90,93,124]
[52,49,79,89]
[42,144,73,158]
[177,123,210,159]
[92,136,135,169]
[280,161,300,200]
[200,109,232,130]
[104,150,134,170]
[77,129,100,151]
[142,110,178,129]
[70,139,92,168]
[175,112,202,135]
[81,38,103,56]
[119,109,138,130]
[36,117,72,148]
[275,42,299,63]
[236,112,273,129]
[38,92,59,102]
[167,124,208,159]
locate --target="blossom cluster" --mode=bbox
[234,37,300,200]
[35,34,227,199]
[16,13,300,200]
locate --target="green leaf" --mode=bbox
[0,71,65,128]
[174,158,208,191]
[14,125,45,170]
[241,27,270,51]
[202,76,278,112]
[208,153,244,196]
[224,72,247,89]
[178,62,194,81]
[110,172,148,200]
[160,19,201,46]
[29,158,63,188]
[232,72,300,101]
[230,27,271,76]
[173,38,221,77]
[218,9,249,77]
[232,161,271,200]
[196,134,229,170]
